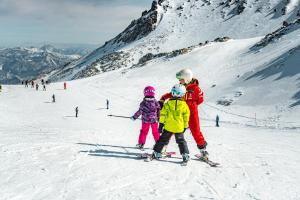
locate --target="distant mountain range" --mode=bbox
[0,44,96,84]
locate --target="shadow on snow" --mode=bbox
[77,143,182,164]
[246,45,300,107]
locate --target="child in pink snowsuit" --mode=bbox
[131,86,161,149]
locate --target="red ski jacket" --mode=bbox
[160,78,204,107]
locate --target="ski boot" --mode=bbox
[151,151,162,160]
[136,144,145,151]
[195,148,220,167]
[145,151,161,162]
[161,145,168,158]
[181,153,190,166]
[198,148,209,161]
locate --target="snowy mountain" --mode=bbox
[0,46,81,84]
[49,0,300,80]
[47,0,300,117]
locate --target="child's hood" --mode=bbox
[142,97,158,107]
[166,99,186,110]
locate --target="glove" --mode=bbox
[158,123,164,133]
[130,116,136,121]
[182,128,187,133]
[159,100,164,110]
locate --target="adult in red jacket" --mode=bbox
[160,68,208,157]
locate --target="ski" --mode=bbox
[140,153,188,166]
[161,151,176,158]
[194,154,220,167]
[137,152,176,159]
[138,152,151,159]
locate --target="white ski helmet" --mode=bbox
[176,68,193,84]
[171,84,186,97]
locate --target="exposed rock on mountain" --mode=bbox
[48,0,300,82]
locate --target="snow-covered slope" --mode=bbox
[1,54,300,199]
[1,26,300,200]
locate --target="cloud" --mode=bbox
[0,0,149,22]
[0,0,151,15]
[0,0,151,46]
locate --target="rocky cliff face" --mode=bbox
[253,18,300,49]
[104,1,162,46]
[48,0,164,81]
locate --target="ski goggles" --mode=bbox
[176,72,183,80]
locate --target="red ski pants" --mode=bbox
[188,107,206,148]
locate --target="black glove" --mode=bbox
[159,101,164,110]
[158,123,164,133]
[182,128,187,133]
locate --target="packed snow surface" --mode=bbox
[1,38,300,200]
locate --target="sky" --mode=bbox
[0,0,152,47]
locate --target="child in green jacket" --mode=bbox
[151,84,190,164]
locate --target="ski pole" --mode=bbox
[107,114,131,119]
[107,114,141,120]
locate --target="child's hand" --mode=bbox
[159,100,164,109]
[130,116,136,121]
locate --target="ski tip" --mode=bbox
[194,154,221,167]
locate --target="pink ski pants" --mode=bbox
[138,122,160,145]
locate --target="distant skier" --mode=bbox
[150,84,190,165]
[64,82,67,90]
[106,99,109,109]
[75,106,79,118]
[52,94,55,103]
[41,79,44,85]
[0,84,2,92]
[43,85,46,91]
[31,80,34,88]
[131,86,160,150]
[216,115,220,127]
[159,68,209,159]
[36,83,39,91]
[25,80,28,87]
[46,80,49,85]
